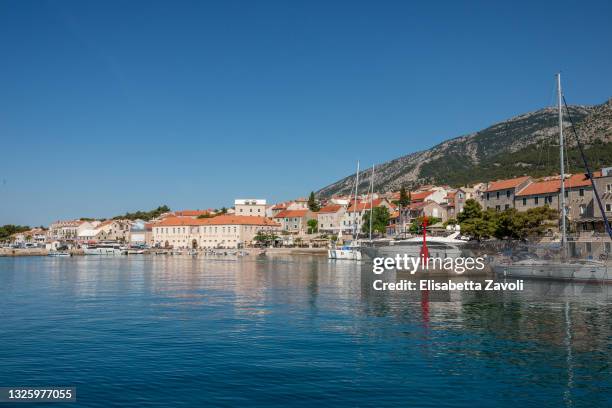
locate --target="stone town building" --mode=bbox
[483,176,532,211]
[273,209,315,234]
[151,215,280,249]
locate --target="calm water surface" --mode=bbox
[0,256,611,407]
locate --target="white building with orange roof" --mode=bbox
[317,204,346,233]
[48,220,100,240]
[151,215,280,249]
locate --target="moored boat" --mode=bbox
[47,251,71,257]
[83,243,126,255]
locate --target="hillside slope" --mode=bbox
[318,99,612,196]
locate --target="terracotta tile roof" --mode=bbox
[564,171,601,189]
[516,179,560,196]
[485,176,531,192]
[274,209,310,218]
[318,204,343,214]
[408,202,428,210]
[348,198,386,212]
[153,215,279,227]
[445,191,456,199]
[174,210,212,217]
[272,203,288,210]
[200,215,280,226]
[410,191,434,202]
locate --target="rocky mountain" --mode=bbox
[317,98,612,197]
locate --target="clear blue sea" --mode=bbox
[0,255,610,407]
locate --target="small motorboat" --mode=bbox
[48,251,71,257]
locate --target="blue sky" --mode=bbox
[1,0,612,226]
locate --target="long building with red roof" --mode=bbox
[151,215,280,249]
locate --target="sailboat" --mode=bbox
[493,73,611,283]
[328,161,364,261]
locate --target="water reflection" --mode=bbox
[0,256,610,407]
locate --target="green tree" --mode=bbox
[457,199,482,223]
[307,219,318,234]
[362,206,390,235]
[112,205,171,221]
[398,186,411,207]
[253,231,278,247]
[307,191,320,212]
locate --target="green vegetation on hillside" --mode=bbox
[0,225,31,241]
[420,140,612,186]
[112,205,171,221]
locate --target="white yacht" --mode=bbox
[328,242,363,261]
[83,243,126,255]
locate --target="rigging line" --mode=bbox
[562,96,612,240]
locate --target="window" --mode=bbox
[486,193,490,200]
[564,190,568,198]
[586,242,592,253]
[496,192,500,199]
[534,197,539,205]
[522,198,527,206]
[546,196,552,204]
[579,205,585,215]
[506,190,511,198]
[606,203,612,212]
[606,242,611,254]
[607,184,612,193]
[495,205,500,211]
[579,188,584,197]
[504,204,510,210]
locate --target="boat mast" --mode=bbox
[352,161,360,239]
[558,73,567,249]
[368,165,374,241]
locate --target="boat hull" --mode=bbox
[328,249,362,261]
[83,247,125,255]
[494,262,611,283]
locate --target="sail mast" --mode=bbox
[369,164,375,241]
[352,161,360,239]
[557,73,567,249]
